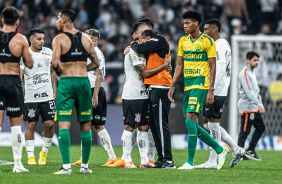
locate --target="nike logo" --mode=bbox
[58,137,61,140]
[153,104,157,107]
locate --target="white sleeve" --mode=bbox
[128,49,143,66]
[214,45,227,90]
[20,57,25,70]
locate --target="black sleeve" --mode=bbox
[131,35,169,56]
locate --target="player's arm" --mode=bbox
[131,35,165,54]
[92,68,103,108]
[21,35,34,69]
[82,34,99,71]
[50,67,57,101]
[214,48,228,90]
[20,58,25,80]
[241,71,260,106]
[135,54,171,78]
[51,36,61,76]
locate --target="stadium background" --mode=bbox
[0,0,282,150]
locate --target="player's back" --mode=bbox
[122,49,148,100]
[57,30,90,77]
[0,31,32,75]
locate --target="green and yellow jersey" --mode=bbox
[178,33,216,91]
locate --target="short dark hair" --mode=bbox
[2,7,20,25]
[131,22,143,36]
[183,10,202,25]
[85,28,100,38]
[246,51,260,60]
[137,17,154,29]
[60,9,76,22]
[141,30,156,38]
[29,28,45,37]
[205,18,221,32]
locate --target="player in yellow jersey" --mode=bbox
[168,10,228,170]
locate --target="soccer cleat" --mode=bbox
[151,160,163,168]
[217,147,229,170]
[107,158,125,167]
[102,158,118,166]
[244,150,262,161]
[28,156,37,165]
[53,167,72,174]
[177,163,194,170]
[38,151,47,165]
[230,147,245,168]
[194,161,217,169]
[149,159,154,165]
[140,161,154,168]
[125,161,137,168]
[71,158,82,165]
[80,167,93,174]
[13,165,29,172]
[162,161,176,169]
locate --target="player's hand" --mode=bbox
[258,105,265,114]
[166,65,172,72]
[206,90,214,105]
[124,46,131,55]
[168,87,175,102]
[163,54,171,67]
[92,95,99,108]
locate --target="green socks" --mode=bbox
[185,119,198,166]
[58,129,71,164]
[196,124,223,154]
[81,130,92,164]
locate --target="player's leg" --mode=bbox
[0,91,5,134]
[53,77,75,174]
[138,125,151,168]
[147,128,156,164]
[38,120,54,165]
[131,127,137,151]
[23,102,39,165]
[237,113,252,149]
[0,110,3,134]
[245,112,265,161]
[76,77,93,174]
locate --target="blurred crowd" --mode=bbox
[1,0,282,104]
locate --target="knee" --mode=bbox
[44,121,54,131]
[26,122,37,131]
[185,119,196,129]
[95,125,104,132]
[258,124,265,132]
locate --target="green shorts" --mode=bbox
[183,88,208,117]
[55,77,92,122]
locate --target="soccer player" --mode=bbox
[71,28,118,166]
[52,9,99,174]
[109,27,171,168]
[0,7,34,172]
[194,18,245,169]
[131,24,175,169]
[237,51,265,161]
[20,28,56,165]
[168,11,228,170]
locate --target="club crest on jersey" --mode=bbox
[43,58,50,66]
[28,109,36,118]
[135,113,141,123]
[195,44,201,51]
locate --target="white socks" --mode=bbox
[208,122,221,165]
[97,129,116,159]
[137,130,149,165]
[42,137,52,153]
[220,127,239,152]
[147,129,156,161]
[204,123,240,153]
[0,127,2,134]
[11,126,22,167]
[131,129,137,151]
[25,140,35,158]
[121,130,133,163]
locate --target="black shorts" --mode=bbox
[203,96,226,119]
[0,75,24,117]
[122,99,149,126]
[91,87,107,125]
[23,100,56,122]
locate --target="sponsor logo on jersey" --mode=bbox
[188,97,197,105]
[135,113,141,123]
[190,105,195,110]
[95,115,101,120]
[7,107,20,112]
[38,63,42,67]
[33,73,49,84]
[81,109,91,115]
[28,109,36,118]
[71,48,82,55]
[42,52,50,56]
[250,113,255,120]
[102,117,106,121]
[34,92,49,99]
[184,69,201,75]
[195,44,201,51]
[183,53,203,60]
[59,110,72,115]
[0,48,11,57]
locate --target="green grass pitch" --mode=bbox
[0,146,281,184]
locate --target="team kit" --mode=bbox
[0,7,265,174]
